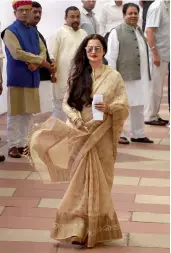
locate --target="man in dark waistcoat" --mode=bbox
[29,1,57,121]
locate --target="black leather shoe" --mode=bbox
[145,120,167,126]
[131,137,154,143]
[8,147,21,158]
[18,146,29,155]
[158,118,169,124]
[0,154,5,162]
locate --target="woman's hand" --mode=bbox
[95,102,110,113]
[75,118,84,129]
[75,118,88,132]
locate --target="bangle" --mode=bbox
[150,46,156,50]
[73,117,82,124]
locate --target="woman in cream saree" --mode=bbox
[30,34,129,248]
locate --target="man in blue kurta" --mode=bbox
[3,0,48,158]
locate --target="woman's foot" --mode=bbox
[118,137,130,144]
[71,236,83,245]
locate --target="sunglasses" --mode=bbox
[85,46,101,53]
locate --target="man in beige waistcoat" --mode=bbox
[106,2,153,144]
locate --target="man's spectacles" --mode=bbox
[85,46,101,53]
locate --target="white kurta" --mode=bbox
[99,3,124,36]
[39,80,53,113]
[106,27,149,106]
[48,25,87,100]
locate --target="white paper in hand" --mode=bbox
[92,94,104,120]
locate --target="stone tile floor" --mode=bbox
[0,87,170,253]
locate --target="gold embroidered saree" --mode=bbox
[30,65,129,248]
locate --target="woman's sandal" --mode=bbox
[71,236,84,245]
[118,137,130,144]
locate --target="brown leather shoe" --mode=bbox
[8,147,21,158]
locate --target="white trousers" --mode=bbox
[122,105,145,139]
[34,81,53,123]
[39,81,53,113]
[7,114,33,149]
[144,60,168,121]
[52,97,67,122]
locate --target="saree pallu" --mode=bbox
[30,66,129,247]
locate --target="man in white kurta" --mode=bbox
[99,0,143,36]
[106,2,153,144]
[99,1,124,36]
[144,0,170,126]
[29,1,56,121]
[49,6,87,121]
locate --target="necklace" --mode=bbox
[92,65,106,81]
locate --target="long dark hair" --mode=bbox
[67,34,107,112]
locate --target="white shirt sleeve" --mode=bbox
[146,3,161,28]
[99,8,107,36]
[48,31,61,62]
[105,29,119,69]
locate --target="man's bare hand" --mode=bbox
[50,62,57,74]
[40,60,51,71]
[51,74,57,83]
[153,54,160,67]
[27,63,39,72]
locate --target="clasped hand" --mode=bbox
[50,62,57,73]
[27,63,39,72]
[26,60,57,74]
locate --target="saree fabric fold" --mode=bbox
[30,66,129,247]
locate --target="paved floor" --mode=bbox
[0,87,170,253]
